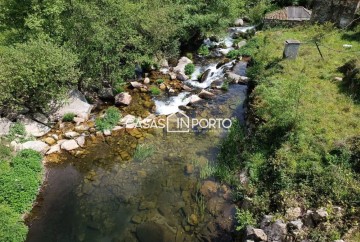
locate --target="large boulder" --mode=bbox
[234,18,244,26]
[18,116,51,137]
[115,92,132,106]
[18,141,50,154]
[0,118,12,136]
[174,56,193,74]
[51,90,93,121]
[98,87,114,100]
[245,226,268,241]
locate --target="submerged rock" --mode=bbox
[136,222,175,242]
[200,180,219,198]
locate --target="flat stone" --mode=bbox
[76,136,86,147]
[0,118,12,136]
[189,95,202,104]
[198,90,215,99]
[61,140,80,151]
[73,117,85,124]
[18,116,51,137]
[103,130,111,136]
[19,141,50,154]
[46,144,61,155]
[64,131,80,139]
[74,124,89,132]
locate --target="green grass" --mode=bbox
[0,147,43,242]
[184,63,195,76]
[156,79,164,84]
[95,107,121,131]
[218,24,360,240]
[198,44,210,56]
[149,86,161,96]
[62,112,75,122]
[6,122,27,142]
[134,144,154,161]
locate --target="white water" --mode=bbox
[154,26,254,115]
[154,92,190,115]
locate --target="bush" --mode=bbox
[198,45,210,56]
[235,209,256,231]
[62,112,75,122]
[7,122,26,141]
[150,86,161,96]
[95,107,121,131]
[185,63,195,75]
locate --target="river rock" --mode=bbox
[287,219,303,233]
[75,136,86,147]
[61,140,80,151]
[185,164,194,174]
[18,141,50,154]
[216,203,237,232]
[189,95,202,104]
[98,87,114,100]
[74,124,89,132]
[18,116,51,137]
[115,92,132,106]
[207,196,227,216]
[120,114,136,125]
[263,220,287,242]
[174,56,193,74]
[144,77,150,84]
[46,144,61,155]
[236,40,247,49]
[200,180,219,198]
[130,81,144,88]
[245,226,268,241]
[198,90,215,99]
[103,130,111,136]
[43,137,56,145]
[52,89,93,121]
[200,69,212,83]
[32,112,49,124]
[286,207,302,220]
[0,118,12,136]
[159,83,166,90]
[176,72,189,82]
[182,85,192,92]
[234,18,244,26]
[169,72,177,80]
[188,214,198,225]
[136,222,174,242]
[313,208,328,223]
[64,131,80,139]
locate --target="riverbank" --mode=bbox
[216,25,360,241]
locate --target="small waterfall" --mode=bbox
[154,92,190,115]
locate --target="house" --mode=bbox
[311,0,360,28]
[264,6,312,27]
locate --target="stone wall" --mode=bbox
[311,0,360,28]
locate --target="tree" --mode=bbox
[0,38,79,115]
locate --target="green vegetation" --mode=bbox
[6,122,26,141]
[221,80,230,91]
[0,147,43,241]
[0,39,79,114]
[219,25,360,239]
[198,45,210,56]
[134,144,154,161]
[114,79,126,94]
[150,86,161,96]
[156,79,164,84]
[184,63,196,76]
[95,107,121,131]
[62,113,76,122]
[235,209,256,231]
[226,38,261,59]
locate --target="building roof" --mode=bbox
[265,6,312,21]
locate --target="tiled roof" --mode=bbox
[265,6,312,21]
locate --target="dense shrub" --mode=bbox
[0,149,43,241]
[184,63,196,76]
[198,45,210,56]
[62,113,76,122]
[150,86,161,96]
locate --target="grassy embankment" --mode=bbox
[217,24,360,240]
[0,142,43,241]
